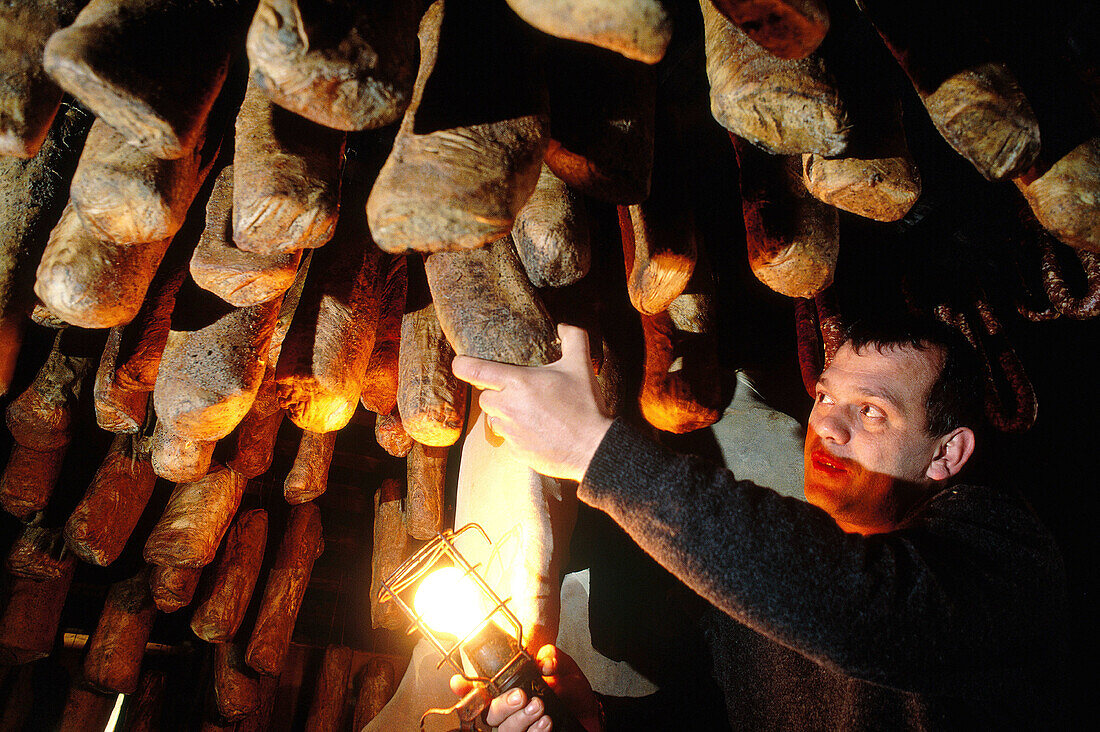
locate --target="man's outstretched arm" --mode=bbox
[450,325,1055,696]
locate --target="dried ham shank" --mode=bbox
[246,0,418,131]
[83,568,158,694]
[0,0,81,157]
[143,464,246,568]
[43,0,247,159]
[366,0,548,253]
[190,164,302,307]
[283,429,336,505]
[511,164,591,288]
[370,478,408,630]
[65,432,158,566]
[245,501,324,676]
[190,507,268,643]
[232,77,345,254]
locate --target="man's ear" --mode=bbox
[926,427,976,482]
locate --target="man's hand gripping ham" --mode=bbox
[452,324,614,483]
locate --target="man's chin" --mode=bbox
[804,477,839,512]
[806,461,860,496]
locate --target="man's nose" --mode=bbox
[812,410,850,445]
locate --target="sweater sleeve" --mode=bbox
[578,419,1066,695]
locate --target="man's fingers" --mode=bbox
[486,688,528,726]
[477,389,507,422]
[455,326,597,390]
[452,355,515,391]
[496,695,547,732]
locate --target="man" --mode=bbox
[451,319,1067,730]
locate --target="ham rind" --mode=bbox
[232,78,345,254]
[42,0,247,160]
[353,658,396,730]
[274,161,386,433]
[213,643,260,722]
[1,103,91,393]
[149,563,202,612]
[359,254,406,416]
[370,479,408,630]
[65,432,158,566]
[150,420,214,483]
[190,164,302,307]
[83,568,158,694]
[70,117,219,245]
[396,297,467,448]
[404,441,445,540]
[190,508,268,643]
[283,430,336,505]
[511,164,591,288]
[245,501,323,676]
[35,202,172,329]
[0,0,81,157]
[733,139,838,298]
[366,1,548,253]
[246,0,418,132]
[143,465,246,568]
[153,277,282,442]
[424,235,561,366]
[0,554,75,664]
[702,0,848,156]
[304,645,354,732]
[504,0,671,64]
[855,0,1039,181]
[709,0,829,60]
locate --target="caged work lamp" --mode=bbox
[379,523,584,732]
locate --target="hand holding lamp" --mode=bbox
[378,523,585,732]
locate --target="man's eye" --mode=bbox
[816,391,833,404]
[860,405,885,420]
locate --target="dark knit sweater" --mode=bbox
[580,419,1069,730]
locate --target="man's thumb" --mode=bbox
[537,644,582,677]
[557,324,591,366]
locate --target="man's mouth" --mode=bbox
[810,449,849,476]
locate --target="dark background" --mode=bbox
[2,0,1097,727]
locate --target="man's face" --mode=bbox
[803,341,946,534]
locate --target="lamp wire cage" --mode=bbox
[379,523,588,732]
[378,523,527,724]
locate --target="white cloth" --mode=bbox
[710,371,805,500]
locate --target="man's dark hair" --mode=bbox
[842,316,984,437]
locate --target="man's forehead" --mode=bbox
[822,342,943,404]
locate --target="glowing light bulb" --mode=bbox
[413,566,489,638]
